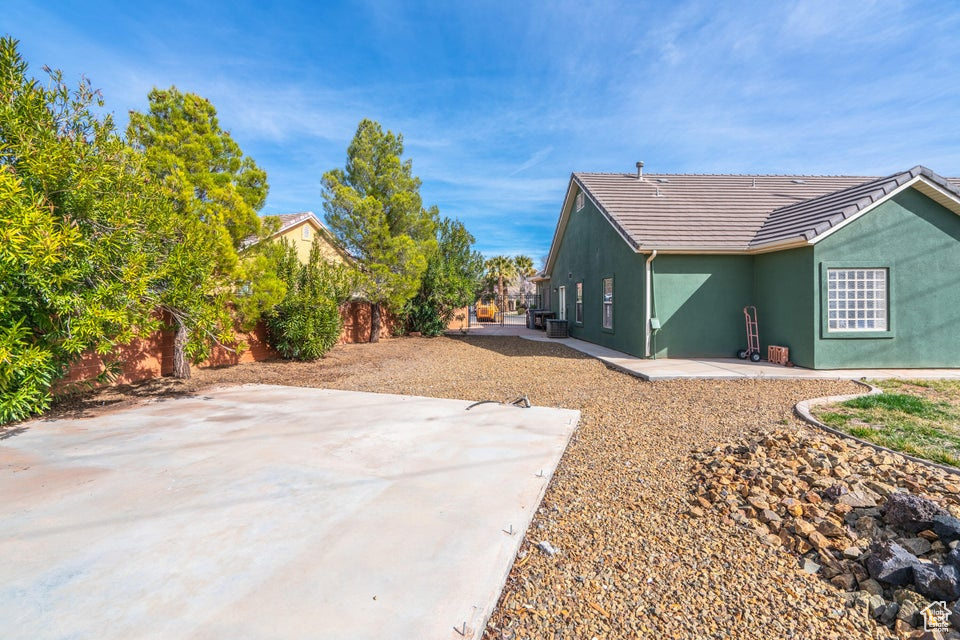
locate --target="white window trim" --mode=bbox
[602,277,613,330]
[826,268,888,332]
[575,192,585,211]
[575,282,583,324]
[302,225,311,240]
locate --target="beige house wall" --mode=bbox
[275,220,348,265]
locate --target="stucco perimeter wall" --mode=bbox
[812,190,960,369]
[64,302,390,388]
[548,188,646,357]
[650,254,754,358]
[754,247,816,368]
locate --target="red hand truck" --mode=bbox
[737,306,762,362]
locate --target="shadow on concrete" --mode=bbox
[0,425,28,441]
[448,335,592,360]
[46,377,200,421]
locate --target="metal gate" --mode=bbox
[470,294,541,326]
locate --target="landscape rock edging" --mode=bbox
[795,379,960,477]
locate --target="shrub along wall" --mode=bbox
[63,302,392,387]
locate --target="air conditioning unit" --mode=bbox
[546,319,569,338]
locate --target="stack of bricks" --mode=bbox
[767,345,789,366]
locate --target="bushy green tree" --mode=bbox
[127,87,280,378]
[405,218,484,336]
[0,37,164,422]
[322,119,437,342]
[265,240,358,360]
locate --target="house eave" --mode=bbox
[807,174,960,245]
[544,175,639,276]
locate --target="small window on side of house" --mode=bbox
[602,277,613,330]
[826,268,887,331]
[302,225,311,241]
[575,282,583,323]
[575,192,585,211]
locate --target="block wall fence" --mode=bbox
[63,302,398,387]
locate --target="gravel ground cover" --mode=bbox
[47,336,885,638]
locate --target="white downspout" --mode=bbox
[644,250,657,358]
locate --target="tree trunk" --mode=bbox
[172,317,191,379]
[498,276,504,307]
[370,302,381,343]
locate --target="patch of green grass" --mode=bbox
[811,380,960,468]
[842,392,949,418]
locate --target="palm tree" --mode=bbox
[513,255,536,298]
[485,255,516,309]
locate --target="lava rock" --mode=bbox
[946,547,960,570]
[933,514,960,543]
[879,601,900,625]
[950,599,960,630]
[866,541,919,586]
[913,562,960,601]
[884,492,949,533]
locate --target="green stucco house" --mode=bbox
[535,165,960,369]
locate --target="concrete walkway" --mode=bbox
[451,324,960,380]
[1,385,579,640]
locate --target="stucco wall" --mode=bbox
[278,222,347,265]
[547,187,647,357]
[650,254,754,358]
[811,190,960,368]
[754,247,816,367]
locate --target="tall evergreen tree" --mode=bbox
[127,87,280,377]
[322,119,437,342]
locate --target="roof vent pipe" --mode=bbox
[636,161,644,181]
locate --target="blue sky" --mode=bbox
[6,1,960,262]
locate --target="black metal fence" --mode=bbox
[470,294,542,326]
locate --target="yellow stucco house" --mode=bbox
[263,211,352,265]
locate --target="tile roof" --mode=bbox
[272,211,325,234]
[572,168,960,252]
[753,166,960,246]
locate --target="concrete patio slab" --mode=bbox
[0,385,579,640]
[526,334,960,380]
[449,325,960,380]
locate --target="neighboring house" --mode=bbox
[262,211,352,265]
[537,165,960,369]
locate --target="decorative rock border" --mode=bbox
[795,379,960,476]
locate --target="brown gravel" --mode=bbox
[48,336,885,639]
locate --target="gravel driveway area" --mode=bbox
[53,336,875,639]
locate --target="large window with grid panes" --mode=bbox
[826,268,887,331]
